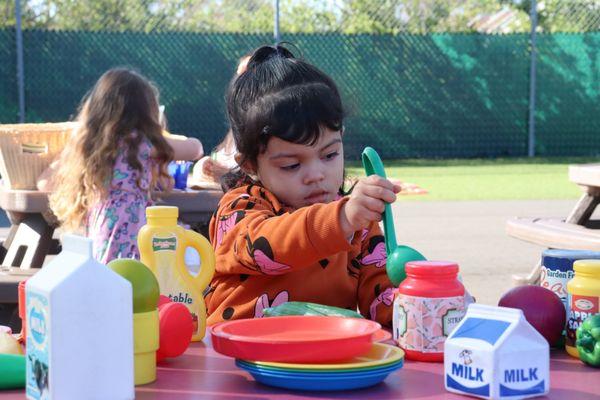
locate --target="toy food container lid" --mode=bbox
[146,206,178,219]
[573,259,600,275]
[542,249,600,271]
[450,316,511,346]
[405,261,459,276]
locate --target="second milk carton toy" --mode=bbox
[25,235,134,400]
[138,206,215,341]
[444,304,549,400]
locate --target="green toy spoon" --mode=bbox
[361,147,426,285]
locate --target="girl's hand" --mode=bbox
[340,176,401,237]
[202,158,231,181]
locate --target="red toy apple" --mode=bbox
[498,285,566,345]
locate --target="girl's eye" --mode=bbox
[324,151,339,160]
[281,163,300,171]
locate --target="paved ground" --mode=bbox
[0,199,578,305]
[392,199,575,305]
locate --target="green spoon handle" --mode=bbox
[361,147,398,253]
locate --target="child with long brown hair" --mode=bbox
[42,68,203,263]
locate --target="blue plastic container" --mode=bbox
[168,161,192,190]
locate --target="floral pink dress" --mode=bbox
[87,138,154,264]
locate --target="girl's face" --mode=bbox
[254,128,345,209]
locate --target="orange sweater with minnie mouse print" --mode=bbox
[205,184,395,327]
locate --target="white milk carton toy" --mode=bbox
[25,235,134,400]
[444,304,549,400]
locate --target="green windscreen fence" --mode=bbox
[0,29,16,122]
[0,29,598,158]
[536,34,600,156]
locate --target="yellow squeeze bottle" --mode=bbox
[138,206,215,341]
[566,259,600,358]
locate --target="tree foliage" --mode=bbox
[1,0,597,33]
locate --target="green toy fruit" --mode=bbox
[107,259,160,313]
[263,302,364,319]
[576,313,600,368]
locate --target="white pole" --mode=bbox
[527,0,538,157]
[15,0,25,123]
[274,0,280,45]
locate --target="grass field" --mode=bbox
[346,157,597,201]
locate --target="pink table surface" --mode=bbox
[2,338,599,400]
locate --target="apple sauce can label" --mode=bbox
[566,294,599,348]
[26,290,50,400]
[395,294,466,353]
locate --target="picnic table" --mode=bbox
[1,336,598,399]
[507,163,600,284]
[0,183,222,326]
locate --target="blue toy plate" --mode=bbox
[236,359,403,391]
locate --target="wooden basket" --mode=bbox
[0,122,77,189]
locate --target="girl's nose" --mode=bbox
[303,166,325,185]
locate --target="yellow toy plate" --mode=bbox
[244,343,403,371]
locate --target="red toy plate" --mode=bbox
[373,329,393,343]
[210,316,381,363]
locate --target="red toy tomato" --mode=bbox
[157,302,193,361]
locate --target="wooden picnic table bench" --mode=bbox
[506,163,600,284]
[0,183,223,328]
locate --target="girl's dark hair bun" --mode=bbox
[247,44,295,68]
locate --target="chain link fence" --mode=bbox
[0,0,598,158]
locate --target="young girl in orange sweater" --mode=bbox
[205,45,399,327]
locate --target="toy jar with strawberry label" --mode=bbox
[393,261,466,362]
[566,259,600,358]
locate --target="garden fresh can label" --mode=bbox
[394,294,465,353]
[541,250,600,323]
[566,293,599,348]
[540,265,573,309]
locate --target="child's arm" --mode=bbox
[212,177,399,277]
[157,134,204,161]
[211,186,361,276]
[355,224,395,328]
[36,159,60,191]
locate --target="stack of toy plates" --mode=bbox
[235,343,404,391]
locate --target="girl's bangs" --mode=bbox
[252,83,343,148]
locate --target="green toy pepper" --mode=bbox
[575,313,600,368]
